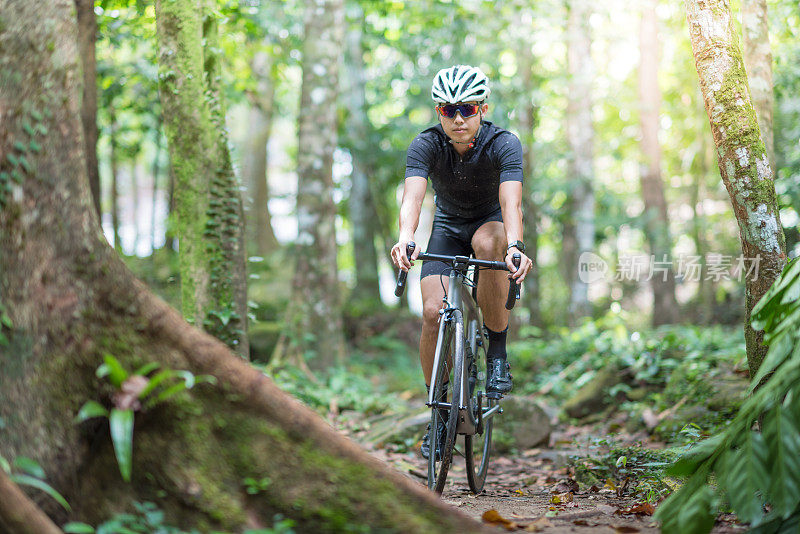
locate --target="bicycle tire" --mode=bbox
[464,320,493,493]
[428,312,462,493]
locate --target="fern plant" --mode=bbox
[654,258,800,533]
[75,354,215,482]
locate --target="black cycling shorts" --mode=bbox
[421,205,504,280]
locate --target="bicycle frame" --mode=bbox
[427,261,501,437]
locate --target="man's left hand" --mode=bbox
[505,249,533,283]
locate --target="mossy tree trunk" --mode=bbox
[639,0,680,326]
[0,2,485,531]
[279,0,346,369]
[742,0,774,170]
[684,0,786,376]
[155,0,249,358]
[563,0,595,324]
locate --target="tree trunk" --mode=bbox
[742,0,774,170]
[75,0,101,221]
[109,107,121,251]
[245,51,279,256]
[517,37,543,329]
[684,0,787,376]
[639,0,680,326]
[345,4,381,308]
[279,0,346,369]
[150,124,163,256]
[0,2,485,531]
[155,0,249,358]
[564,0,595,323]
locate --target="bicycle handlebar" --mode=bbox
[505,253,521,310]
[394,242,521,308]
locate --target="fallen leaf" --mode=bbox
[524,517,553,532]
[614,527,640,533]
[604,479,616,491]
[550,492,573,504]
[482,510,517,531]
[616,502,656,516]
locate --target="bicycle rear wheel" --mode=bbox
[465,320,494,493]
[428,313,462,493]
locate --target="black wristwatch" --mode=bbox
[507,240,525,253]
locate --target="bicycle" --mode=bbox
[394,241,520,494]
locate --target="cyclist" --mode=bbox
[390,65,533,459]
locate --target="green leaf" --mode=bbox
[109,408,134,482]
[133,362,160,377]
[666,434,725,477]
[763,405,800,518]
[1,311,12,328]
[13,141,26,152]
[175,370,196,389]
[28,140,41,153]
[677,483,717,534]
[748,334,796,393]
[13,456,46,478]
[103,354,128,388]
[151,382,188,406]
[138,369,173,399]
[718,432,770,524]
[10,474,71,511]
[75,401,109,422]
[63,522,96,533]
[0,454,10,474]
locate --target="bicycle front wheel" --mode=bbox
[428,312,463,493]
[465,396,494,493]
[463,319,493,493]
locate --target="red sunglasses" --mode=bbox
[436,103,481,119]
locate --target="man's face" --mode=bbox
[436,101,488,144]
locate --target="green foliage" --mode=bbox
[63,503,295,534]
[655,258,800,533]
[511,311,746,436]
[0,454,70,511]
[242,475,271,495]
[75,355,215,482]
[570,444,679,503]
[269,365,396,417]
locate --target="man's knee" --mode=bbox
[472,233,505,259]
[422,297,443,326]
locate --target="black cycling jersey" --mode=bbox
[404,121,524,219]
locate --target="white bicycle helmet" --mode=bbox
[431,65,491,104]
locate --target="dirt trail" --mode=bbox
[365,435,746,533]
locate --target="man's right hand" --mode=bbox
[391,239,419,271]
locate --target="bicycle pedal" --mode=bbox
[485,391,504,400]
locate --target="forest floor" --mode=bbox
[337,412,747,533]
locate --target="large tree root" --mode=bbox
[0,469,62,534]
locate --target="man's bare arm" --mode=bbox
[499,181,533,282]
[391,176,428,271]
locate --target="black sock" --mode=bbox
[484,324,508,362]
